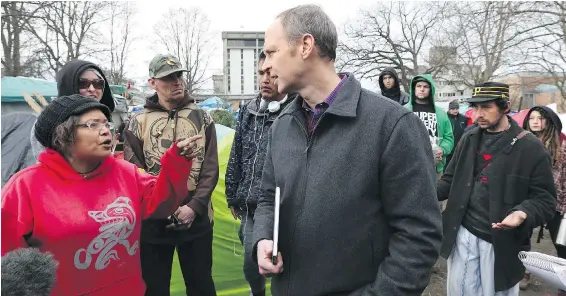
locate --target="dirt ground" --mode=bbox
[422,227,559,296]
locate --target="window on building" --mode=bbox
[460,91,464,96]
[523,93,535,108]
[258,40,264,47]
[244,39,256,47]
[227,39,257,47]
[227,55,230,93]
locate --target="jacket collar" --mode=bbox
[469,115,525,154]
[281,73,360,118]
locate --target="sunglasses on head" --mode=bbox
[79,78,105,90]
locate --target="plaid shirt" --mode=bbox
[302,74,346,134]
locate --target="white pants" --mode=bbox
[447,226,520,296]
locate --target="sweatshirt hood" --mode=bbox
[523,105,563,132]
[38,148,115,181]
[409,74,436,105]
[378,67,401,99]
[56,60,115,112]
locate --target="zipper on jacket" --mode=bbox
[292,116,310,153]
[169,109,178,142]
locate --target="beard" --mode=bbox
[480,113,507,131]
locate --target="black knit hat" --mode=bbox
[466,82,510,103]
[34,94,112,149]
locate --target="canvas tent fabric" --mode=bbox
[1,112,38,187]
[1,76,58,103]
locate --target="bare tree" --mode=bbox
[517,1,566,111]
[153,7,214,94]
[23,1,110,76]
[338,2,450,91]
[439,1,554,87]
[106,2,136,85]
[1,2,51,76]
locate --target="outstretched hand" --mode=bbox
[492,211,527,230]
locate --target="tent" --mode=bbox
[1,76,58,103]
[170,124,271,295]
[1,76,58,114]
[199,97,233,111]
[1,113,38,187]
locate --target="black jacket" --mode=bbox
[378,67,409,105]
[447,112,469,155]
[253,73,442,296]
[56,60,115,111]
[225,94,296,213]
[438,118,556,291]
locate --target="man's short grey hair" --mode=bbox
[277,5,338,61]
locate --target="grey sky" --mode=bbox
[125,0,378,91]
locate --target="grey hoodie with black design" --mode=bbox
[225,94,296,213]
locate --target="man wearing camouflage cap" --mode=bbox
[123,54,218,295]
[437,82,556,295]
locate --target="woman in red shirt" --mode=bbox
[2,95,199,295]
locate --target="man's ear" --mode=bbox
[148,78,157,90]
[300,34,315,60]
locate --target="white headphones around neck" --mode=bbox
[260,95,288,113]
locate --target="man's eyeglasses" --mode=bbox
[78,78,105,90]
[76,121,115,131]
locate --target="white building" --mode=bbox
[434,70,474,102]
[428,46,475,102]
[222,31,264,98]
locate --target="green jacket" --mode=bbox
[406,74,454,173]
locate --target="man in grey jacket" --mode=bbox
[253,5,443,296]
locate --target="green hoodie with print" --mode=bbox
[406,74,454,173]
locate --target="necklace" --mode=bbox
[77,162,101,178]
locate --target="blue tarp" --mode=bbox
[198,96,233,111]
[1,76,58,103]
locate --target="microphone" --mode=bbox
[2,248,59,296]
